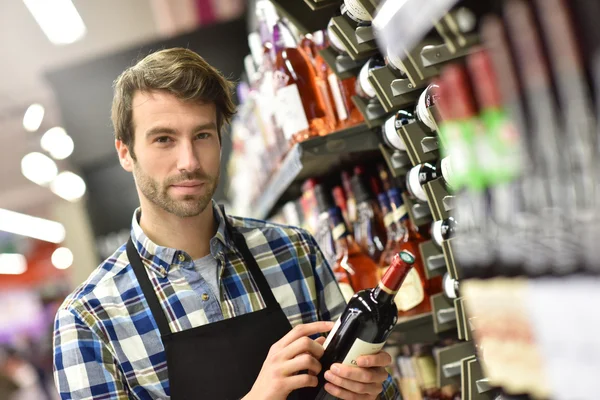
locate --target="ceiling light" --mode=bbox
[41,127,74,160]
[0,254,27,275]
[50,171,86,202]
[22,0,87,45]
[0,209,66,243]
[23,104,45,132]
[21,152,58,186]
[51,247,73,270]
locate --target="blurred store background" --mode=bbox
[0,1,248,398]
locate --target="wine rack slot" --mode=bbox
[318,47,364,79]
[351,95,389,128]
[330,16,379,60]
[402,191,433,227]
[303,0,339,11]
[397,121,439,166]
[378,144,411,178]
[418,240,447,279]
[369,66,422,112]
[423,178,453,221]
[431,293,457,333]
[435,341,476,388]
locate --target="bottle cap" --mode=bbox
[383,113,406,151]
[406,165,428,202]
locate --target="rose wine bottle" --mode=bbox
[307,251,416,400]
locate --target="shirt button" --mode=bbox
[202,293,210,301]
[178,254,185,262]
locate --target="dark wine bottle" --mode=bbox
[308,251,416,399]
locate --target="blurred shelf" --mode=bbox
[319,47,365,80]
[250,124,381,220]
[387,312,456,346]
[270,0,337,34]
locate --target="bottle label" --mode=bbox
[342,338,386,366]
[275,84,309,139]
[338,282,355,303]
[383,212,394,227]
[323,317,343,349]
[344,0,373,22]
[394,268,424,311]
[328,73,349,121]
[407,165,428,202]
[359,62,377,99]
[332,223,348,240]
[384,114,406,151]
[393,204,407,222]
[440,156,454,189]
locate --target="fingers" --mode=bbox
[355,351,393,368]
[276,322,335,349]
[324,383,376,400]
[280,336,326,360]
[280,353,322,376]
[315,336,327,346]
[324,369,382,396]
[286,374,319,391]
[328,364,389,385]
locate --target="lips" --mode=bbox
[171,180,203,188]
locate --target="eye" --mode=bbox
[196,132,211,140]
[155,136,172,143]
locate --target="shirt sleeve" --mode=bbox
[53,307,130,400]
[302,230,346,323]
[379,374,400,399]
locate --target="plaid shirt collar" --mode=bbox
[129,200,236,278]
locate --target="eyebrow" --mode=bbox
[145,122,218,138]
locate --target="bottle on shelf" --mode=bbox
[381,109,414,152]
[326,19,347,55]
[442,273,459,301]
[387,188,440,317]
[341,0,373,26]
[356,55,386,100]
[377,192,401,278]
[414,83,441,132]
[327,206,380,303]
[341,170,359,236]
[431,217,457,250]
[306,251,417,400]
[351,166,388,262]
[406,157,454,203]
[332,185,353,234]
[314,181,338,267]
[271,21,332,143]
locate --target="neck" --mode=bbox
[139,200,217,260]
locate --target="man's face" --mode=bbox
[117,90,221,218]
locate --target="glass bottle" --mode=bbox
[272,22,331,143]
[328,206,380,302]
[351,166,388,262]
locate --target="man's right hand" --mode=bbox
[243,321,334,400]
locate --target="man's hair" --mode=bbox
[111,47,236,159]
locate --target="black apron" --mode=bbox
[126,219,305,400]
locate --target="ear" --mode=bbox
[115,139,134,172]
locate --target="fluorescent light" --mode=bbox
[21,152,58,186]
[0,209,66,243]
[41,127,74,160]
[23,0,86,45]
[23,104,45,132]
[51,247,73,270]
[0,254,28,275]
[50,171,86,202]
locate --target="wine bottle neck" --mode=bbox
[372,285,395,304]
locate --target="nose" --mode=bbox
[176,139,201,172]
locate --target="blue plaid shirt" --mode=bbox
[53,202,399,399]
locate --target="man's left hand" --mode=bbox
[323,351,392,400]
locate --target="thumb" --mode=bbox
[315,336,326,346]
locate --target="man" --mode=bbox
[53,48,399,400]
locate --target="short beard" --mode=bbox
[134,164,219,218]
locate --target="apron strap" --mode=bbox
[224,215,280,310]
[127,238,172,336]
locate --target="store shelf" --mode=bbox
[387,312,453,346]
[250,124,381,220]
[330,16,379,60]
[319,47,365,80]
[352,95,390,128]
[270,0,336,35]
[304,0,339,11]
[419,240,447,279]
[379,144,411,178]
